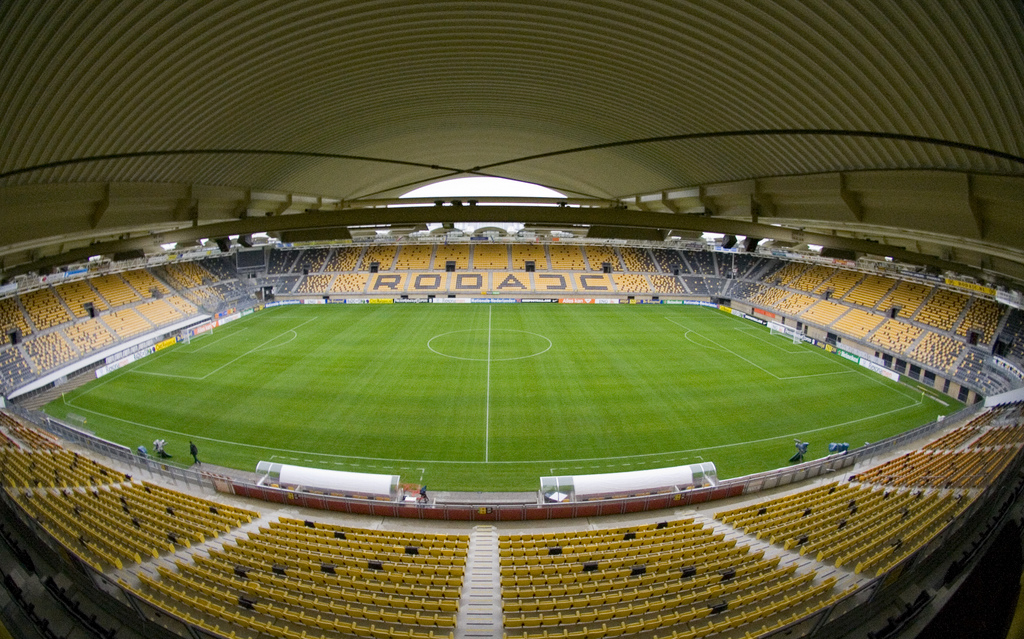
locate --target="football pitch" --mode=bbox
[45,304,961,491]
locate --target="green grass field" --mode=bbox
[44,304,961,491]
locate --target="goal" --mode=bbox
[769,322,802,344]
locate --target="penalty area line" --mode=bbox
[130,318,316,381]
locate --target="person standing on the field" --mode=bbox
[189,441,200,466]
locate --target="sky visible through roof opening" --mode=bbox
[400,177,567,235]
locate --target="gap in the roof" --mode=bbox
[398,177,567,236]
[401,176,565,200]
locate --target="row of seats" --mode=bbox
[911,332,964,373]
[868,319,922,355]
[135,297,191,327]
[850,447,1019,489]
[684,252,716,276]
[831,308,885,339]
[252,526,465,567]
[648,275,687,295]
[618,248,656,273]
[101,307,154,339]
[123,269,170,298]
[0,297,33,343]
[56,279,109,318]
[5,291,194,375]
[294,249,331,274]
[158,562,457,628]
[970,425,1024,449]
[191,552,456,613]
[396,245,434,270]
[611,274,650,293]
[433,245,470,270]
[549,246,587,270]
[19,288,72,331]
[63,318,115,355]
[788,266,835,293]
[512,245,548,270]
[0,414,61,449]
[497,510,845,639]
[126,571,453,639]
[213,543,460,600]
[915,289,967,331]
[817,269,862,300]
[326,247,363,272]
[273,517,468,549]
[768,262,807,288]
[22,332,78,373]
[773,292,817,316]
[0,447,127,489]
[91,274,141,307]
[0,347,33,391]
[799,300,847,327]
[162,261,218,289]
[953,299,995,342]
[877,281,931,319]
[586,246,624,272]
[842,275,895,309]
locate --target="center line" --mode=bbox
[485,305,492,462]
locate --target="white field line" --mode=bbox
[666,317,853,381]
[681,315,921,403]
[485,305,492,462]
[733,327,812,353]
[60,393,924,466]
[185,327,250,353]
[137,327,251,370]
[127,318,315,381]
[60,307,928,468]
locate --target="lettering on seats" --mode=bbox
[373,275,402,290]
[413,274,442,290]
[455,274,483,290]
[496,274,527,290]
[537,274,567,290]
[579,275,609,291]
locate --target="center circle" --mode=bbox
[427,329,553,361]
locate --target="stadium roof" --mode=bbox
[2,1,1023,285]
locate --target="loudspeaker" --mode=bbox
[721,235,737,249]
[215,238,231,252]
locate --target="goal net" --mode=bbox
[769,322,802,344]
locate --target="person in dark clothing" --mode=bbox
[189,441,200,465]
[419,485,428,502]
